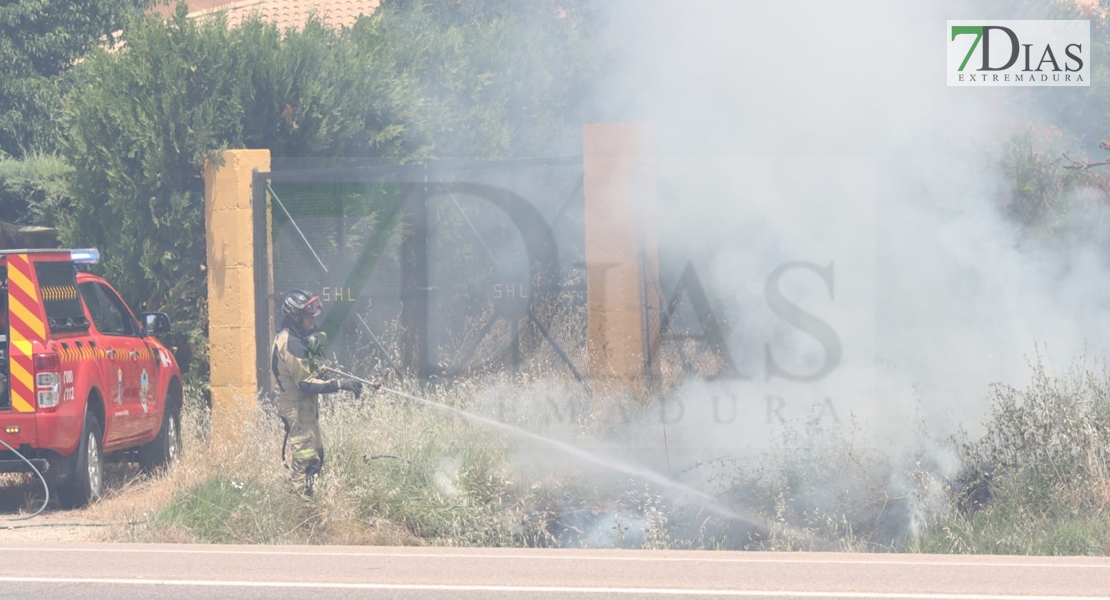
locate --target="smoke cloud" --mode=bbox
[590,0,1110,454]
[447,0,1110,547]
[296,0,1110,549]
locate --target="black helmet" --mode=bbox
[282,289,322,320]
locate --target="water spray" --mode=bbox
[320,365,761,526]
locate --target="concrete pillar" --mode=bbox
[583,123,660,394]
[204,149,271,439]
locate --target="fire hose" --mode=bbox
[319,365,751,524]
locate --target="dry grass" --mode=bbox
[95,369,767,549]
[915,355,1110,555]
[82,306,1110,555]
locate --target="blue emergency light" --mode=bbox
[69,248,100,264]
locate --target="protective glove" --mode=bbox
[337,378,363,397]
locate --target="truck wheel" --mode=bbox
[57,413,104,509]
[139,392,182,474]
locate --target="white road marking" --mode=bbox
[0,546,1106,569]
[0,576,1105,599]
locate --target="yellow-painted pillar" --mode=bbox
[204,149,271,439]
[583,123,660,394]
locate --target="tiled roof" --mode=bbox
[183,0,380,30]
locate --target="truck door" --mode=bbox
[78,281,146,443]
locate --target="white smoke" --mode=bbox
[386,0,1109,548]
[552,0,1110,545]
[592,0,1110,450]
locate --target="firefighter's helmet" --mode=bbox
[282,289,322,320]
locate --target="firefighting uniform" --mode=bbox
[271,323,335,496]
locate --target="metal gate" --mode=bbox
[251,157,590,394]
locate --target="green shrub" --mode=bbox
[916,355,1110,555]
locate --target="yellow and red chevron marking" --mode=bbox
[58,342,107,365]
[59,345,78,364]
[40,285,77,302]
[7,255,44,413]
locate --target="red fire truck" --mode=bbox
[0,248,183,508]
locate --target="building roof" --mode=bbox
[154,0,380,30]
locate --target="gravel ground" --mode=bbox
[0,464,157,542]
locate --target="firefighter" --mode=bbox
[271,289,363,499]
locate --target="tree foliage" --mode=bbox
[58,0,606,383]
[0,153,73,225]
[60,4,417,381]
[373,0,605,158]
[0,0,152,157]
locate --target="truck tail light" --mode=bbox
[33,352,60,411]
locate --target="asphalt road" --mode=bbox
[0,543,1106,599]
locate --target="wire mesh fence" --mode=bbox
[258,158,591,391]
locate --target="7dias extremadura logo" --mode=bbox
[948,20,1089,86]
